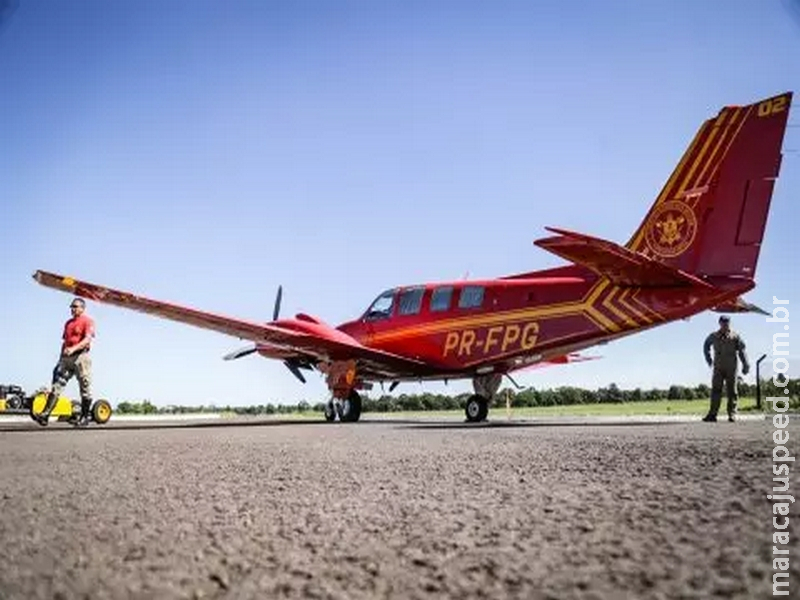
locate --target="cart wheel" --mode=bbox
[91,399,112,424]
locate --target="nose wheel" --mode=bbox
[325,390,362,423]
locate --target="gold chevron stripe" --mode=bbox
[586,306,620,332]
[582,308,611,332]
[582,280,620,332]
[602,287,637,328]
[617,288,651,324]
[630,289,664,321]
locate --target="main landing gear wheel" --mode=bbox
[465,394,488,423]
[324,401,336,422]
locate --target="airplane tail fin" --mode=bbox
[625,92,793,280]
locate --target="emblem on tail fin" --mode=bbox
[645,200,698,258]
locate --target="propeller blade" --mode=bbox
[273,285,283,321]
[284,359,307,384]
[223,345,258,361]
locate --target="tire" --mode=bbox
[465,394,488,422]
[7,396,22,410]
[340,390,362,423]
[324,401,336,422]
[91,399,112,424]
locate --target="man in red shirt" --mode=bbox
[34,298,96,427]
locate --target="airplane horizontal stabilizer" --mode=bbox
[534,227,714,288]
[710,297,770,316]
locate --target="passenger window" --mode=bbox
[430,286,453,312]
[398,287,425,316]
[458,285,484,309]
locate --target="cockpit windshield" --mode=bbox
[363,288,396,321]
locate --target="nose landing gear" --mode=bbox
[324,389,362,423]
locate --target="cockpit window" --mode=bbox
[458,285,484,309]
[430,286,453,312]
[364,289,395,321]
[397,287,425,316]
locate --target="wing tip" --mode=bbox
[32,269,78,291]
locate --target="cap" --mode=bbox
[719,315,730,323]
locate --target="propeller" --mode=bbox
[222,285,283,361]
[221,285,310,385]
[284,359,307,384]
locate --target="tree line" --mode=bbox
[114,376,799,415]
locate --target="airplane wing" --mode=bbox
[32,270,428,378]
[534,227,714,288]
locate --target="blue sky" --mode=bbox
[2,0,799,407]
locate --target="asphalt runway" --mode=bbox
[0,416,797,599]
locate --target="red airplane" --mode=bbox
[33,91,793,423]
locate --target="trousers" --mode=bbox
[709,366,737,417]
[42,351,93,417]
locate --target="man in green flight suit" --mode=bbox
[703,315,749,422]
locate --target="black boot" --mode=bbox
[34,393,58,426]
[76,398,92,427]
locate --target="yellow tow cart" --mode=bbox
[29,392,113,425]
